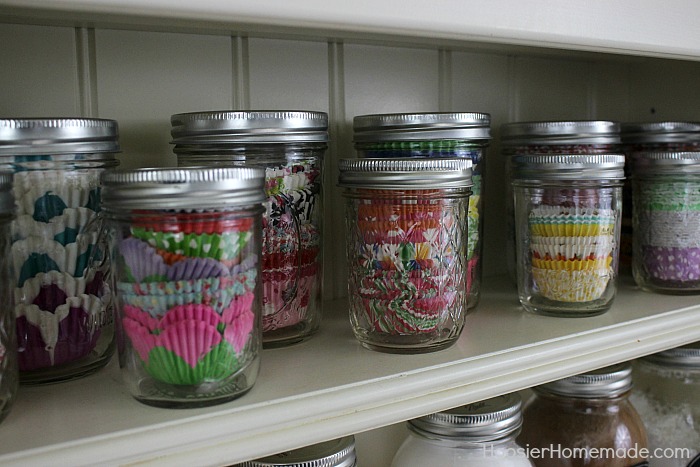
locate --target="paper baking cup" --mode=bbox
[531,256,612,271]
[359,293,457,335]
[266,188,319,226]
[636,182,700,211]
[530,235,615,261]
[119,237,168,283]
[262,247,320,271]
[130,228,252,262]
[13,207,98,246]
[529,206,616,237]
[532,267,611,302]
[13,170,100,217]
[12,237,98,286]
[641,245,700,283]
[15,270,89,308]
[131,213,254,235]
[637,210,700,248]
[262,267,318,327]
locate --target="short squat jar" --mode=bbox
[511,154,625,317]
[392,393,533,467]
[235,436,357,467]
[631,343,700,466]
[631,151,700,294]
[518,363,649,467]
[172,111,327,347]
[354,112,490,310]
[0,118,119,384]
[101,167,265,408]
[339,158,472,353]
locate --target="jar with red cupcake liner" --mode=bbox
[171,110,327,348]
[631,151,700,294]
[339,158,473,353]
[101,167,265,408]
[511,154,625,317]
[354,112,490,311]
[501,121,621,283]
[0,172,18,423]
[0,118,120,384]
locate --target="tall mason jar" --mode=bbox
[101,167,265,408]
[631,151,700,294]
[171,111,327,348]
[338,158,472,353]
[0,118,119,384]
[511,154,625,317]
[354,112,490,310]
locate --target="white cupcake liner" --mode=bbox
[12,234,99,285]
[13,170,101,217]
[13,207,98,245]
[14,270,88,304]
[637,211,700,248]
[532,267,612,303]
[530,235,615,260]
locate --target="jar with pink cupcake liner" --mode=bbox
[631,151,700,294]
[101,167,265,408]
[171,110,327,348]
[502,121,621,283]
[354,112,490,310]
[339,158,472,353]
[0,118,119,384]
[511,153,625,317]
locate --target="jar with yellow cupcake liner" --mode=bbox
[0,172,18,424]
[501,121,621,284]
[0,118,120,384]
[101,167,265,408]
[339,158,472,353]
[354,112,490,310]
[171,110,327,348]
[631,151,700,294]
[511,153,625,317]
[234,436,357,467]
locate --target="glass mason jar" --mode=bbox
[0,172,18,424]
[631,151,700,294]
[101,167,265,408]
[392,393,534,467]
[0,118,119,384]
[501,121,621,282]
[354,112,491,310]
[631,343,700,466]
[338,158,472,353]
[518,363,649,467]
[511,154,625,317]
[235,436,357,467]
[171,111,327,348]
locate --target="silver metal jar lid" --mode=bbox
[511,154,625,181]
[237,436,356,467]
[631,151,700,175]
[101,166,266,210]
[0,118,120,156]
[641,342,700,368]
[353,112,491,142]
[170,110,329,144]
[0,172,13,215]
[501,120,620,146]
[408,393,523,442]
[535,363,633,398]
[621,121,700,144]
[338,158,472,189]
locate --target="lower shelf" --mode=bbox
[1,275,699,466]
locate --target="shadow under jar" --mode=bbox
[511,154,625,317]
[338,158,472,354]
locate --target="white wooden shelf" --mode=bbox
[0,276,698,466]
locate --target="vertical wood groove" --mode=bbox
[232,35,250,110]
[438,49,452,111]
[75,27,98,117]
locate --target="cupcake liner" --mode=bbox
[267,188,319,227]
[636,182,700,211]
[262,247,320,271]
[14,270,100,311]
[641,245,700,283]
[262,273,317,325]
[221,293,256,353]
[131,212,254,234]
[13,170,101,217]
[265,163,318,195]
[529,206,616,237]
[532,267,611,302]
[13,207,98,245]
[12,237,98,286]
[531,256,612,271]
[530,235,615,261]
[358,292,459,335]
[467,194,480,259]
[119,237,168,282]
[130,228,252,262]
[637,211,700,248]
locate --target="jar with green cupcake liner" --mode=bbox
[630,151,700,294]
[354,112,490,310]
[171,110,327,348]
[339,158,473,353]
[0,118,120,384]
[101,167,265,408]
[501,121,621,283]
[511,154,625,317]
[234,436,357,467]
[0,172,18,423]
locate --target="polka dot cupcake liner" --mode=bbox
[641,245,700,284]
[12,170,101,218]
[13,207,98,246]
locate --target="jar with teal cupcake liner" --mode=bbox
[0,118,120,384]
[339,158,473,353]
[630,151,700,294]
[171,110,327,348]
[354,112,490,311]
[511,154,625,317]
[101,167,265,408]
[501,121,621,283]
[0,172,18,423]
[235,436,357,467]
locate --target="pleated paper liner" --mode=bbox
[532,267,612,303]
[635,182,700,212]
[636,210,700,248]
[13,207,98,245]
[530,235,614,261]
[261,264,319,330]
[529,206,616,237]
[130,227,252,262]
[531,256,612,271]
[12,169,101,218]
[130,211,254,234]
[641,245,700,283]
[358,294,459,335]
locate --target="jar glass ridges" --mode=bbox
[339,158,472,353]
[171,110,327,347]
[631,151,700,294]
[511,154,625,317]
[235,436,357,467]
[0,118,119,384]
[101,167,265,408]
[353,112,490,310]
